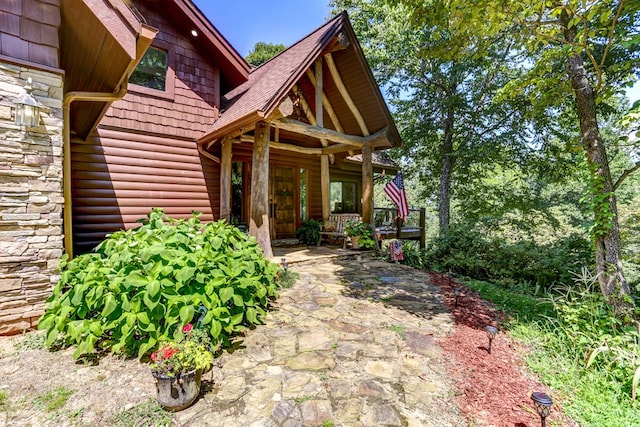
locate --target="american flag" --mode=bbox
[384,172,409,220]
[390,240,404,261]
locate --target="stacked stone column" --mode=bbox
[0,61,64,334]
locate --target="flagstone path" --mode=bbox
[175,254,465,426]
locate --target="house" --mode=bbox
[0,0,401,334]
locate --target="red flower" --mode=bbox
[150,351,158,362]
[160,345,179,360]
[182,323,193,333]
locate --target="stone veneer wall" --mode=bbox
[0,61,64,335]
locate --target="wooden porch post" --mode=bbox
[220,138,232,222]
[249,121,273,258]
[321,155,330,221]
[362,145,374,226]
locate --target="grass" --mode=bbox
[33,386,74,412]
[462,277,640,426]
[0,390,6,406]
[387,324,406,341]
[108,398,173,427]
[13,330,46,353]
[278,269,300,289]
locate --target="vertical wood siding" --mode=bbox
[71,128,219,254]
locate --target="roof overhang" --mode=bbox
[60,0,158,139]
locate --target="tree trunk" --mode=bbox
[561,12,631,311]
[439,107,454,237]
[249,121,273,259]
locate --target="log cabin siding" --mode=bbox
[71,128,219,254]
[102,1,220,139]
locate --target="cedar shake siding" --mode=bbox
[102,1,221,138]
[0,0,60,69]
[71,128,220,254]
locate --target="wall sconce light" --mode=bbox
[14,78,41,127]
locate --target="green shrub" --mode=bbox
[296,219,321,245]
[38,209,280,360]
[422,223,593,287]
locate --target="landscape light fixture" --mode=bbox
[454,287,462,307]
[281,257,288,272]
[531,391,553,427]
[485,325,497,354]
[14,77,41,127]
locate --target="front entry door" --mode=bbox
[269,166,296,239]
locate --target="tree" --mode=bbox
[245,42,286,67]
[331,1,548,236]
[394,0,640,310]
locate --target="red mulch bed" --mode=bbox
[429,272,569,427]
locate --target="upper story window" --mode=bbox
[129,42,175,100]
[130,47,168,90]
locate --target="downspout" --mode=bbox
[197,139,221,164]
[62,83,129,259]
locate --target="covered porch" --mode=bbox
[198,12,402,259]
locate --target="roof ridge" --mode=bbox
[250,12,345,73]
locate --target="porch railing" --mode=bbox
[373,207,426,249]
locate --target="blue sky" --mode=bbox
[193,0,331,57]
[192,1,639,103]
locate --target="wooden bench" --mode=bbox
[319,213,361,248]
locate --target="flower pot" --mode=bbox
[350,235,360,249]
[152,369,202,411]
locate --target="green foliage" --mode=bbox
[344,220,375,249]
[13,331,45,353]
[277,269,299,289]
[422,223,593,287]
[296,219,321,246]
[547,270,640,390]
[33,387,74,412]
[464,273,640,425]
[245,42,286,67]
[38,209,280,360]
[150,324,214,377]
[108,398,173,427]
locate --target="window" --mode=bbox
[129,42,175,99]
[231,161,245,225]
[130,47,168,90]
[299,168,307,222]
[330,181,358,213]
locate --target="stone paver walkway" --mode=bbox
[176,254,465,426]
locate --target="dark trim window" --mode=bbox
[129,42,175,99]
[330,181,358,213]
[130,47,168,90]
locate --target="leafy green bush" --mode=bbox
[296,219,321,245]
[38,209,280,360]
[422,223,593,287]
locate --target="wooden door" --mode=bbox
[270,166,296,239]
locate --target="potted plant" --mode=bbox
[150,323,216,411]
[296,219,321,246]
[343,220,375,250]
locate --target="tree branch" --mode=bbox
[613,160,640,191]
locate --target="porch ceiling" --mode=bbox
[60,0,157,139]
